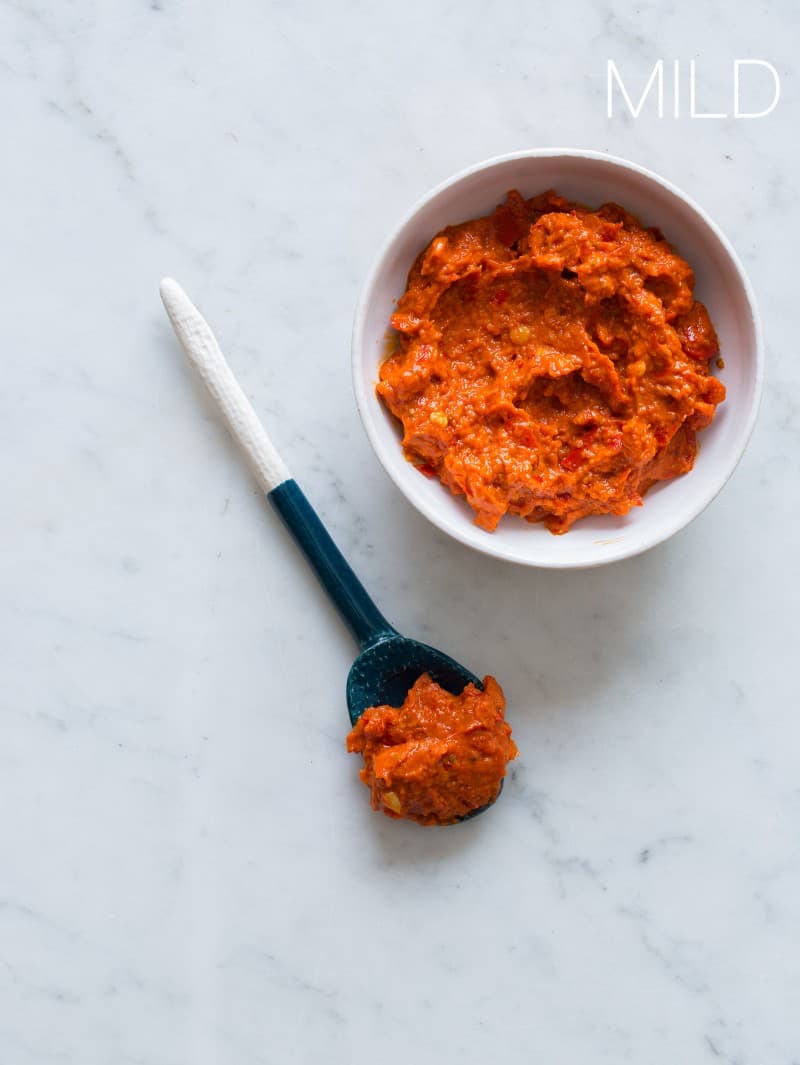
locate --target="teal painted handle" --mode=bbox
[269,480,395,650]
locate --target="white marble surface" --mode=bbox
[1,2,798,1062]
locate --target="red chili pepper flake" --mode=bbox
[417,463,437,479]
[561,447,584,471]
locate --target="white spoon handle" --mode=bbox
[159,277,290,494]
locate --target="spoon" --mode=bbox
[159,278,498,819]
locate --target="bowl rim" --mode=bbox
[351,147,764,568]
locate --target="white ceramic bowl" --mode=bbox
[352,149,763,568]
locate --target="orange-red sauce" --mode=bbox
[378,190,726,534]
[346,674,517,826]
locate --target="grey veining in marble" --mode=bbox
[0,1,798,1063]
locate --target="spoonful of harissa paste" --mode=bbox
[160,279,517,825]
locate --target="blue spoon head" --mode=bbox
[346,634,480,725]
[346,635,501,823]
